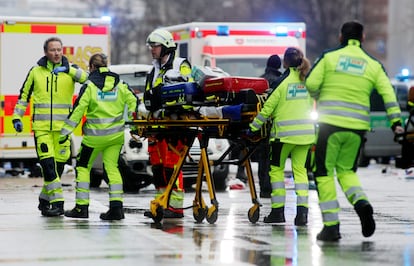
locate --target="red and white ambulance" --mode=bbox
[0,16,110,175]
[162,22,306,76]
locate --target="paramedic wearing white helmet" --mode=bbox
[143,28,193,219]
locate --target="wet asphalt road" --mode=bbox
[0,162,413,266]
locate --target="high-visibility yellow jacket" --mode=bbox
[60,67,138,144]
[143,52,192,111]
[13,56,88,131]
[250,67,315,144]
[145,53,192,90]
[305,39,402,130]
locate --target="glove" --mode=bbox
[12,119,23,132]
[392,123,405,144]
[394,132,405,144]
[245,126,265,143]
[59,135,69,144]
[51,66,68,75]
[246,128,261,138]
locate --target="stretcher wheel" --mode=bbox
[193,206,207,223]
[206,206,218,224]
[248,204,260,224]
[152,206,164,223]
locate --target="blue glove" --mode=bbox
[12,119,23,132]
[244,128,263,143]
[246,128,260,138]
[52,66,68,75]
[59,135,69,144]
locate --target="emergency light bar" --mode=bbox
[216,25,229,36]
[273,26,288,36]
[396,68,414,81]
[401,68,410,77]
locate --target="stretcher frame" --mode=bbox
[127,117,264,224]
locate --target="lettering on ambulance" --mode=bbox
[202,46,288,55]
[63,45,104,137]
[64,46,104,70]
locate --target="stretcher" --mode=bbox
[127,112,266,224]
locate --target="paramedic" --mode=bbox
[305,21,404,241]
[12,37,88,216]
[61,53,138,220]
[250,47,314,226]
[143,28,193,218]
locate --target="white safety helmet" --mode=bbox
[146,29,176,57]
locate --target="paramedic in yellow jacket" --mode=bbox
[250,47,314,226]
[305,21,404,241]
[60,53,138,220]
[12,37,88,217]
[143,28,193,219]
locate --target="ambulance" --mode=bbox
[162,22,306,76]
[159,22,306,190]
[0,16,111,175]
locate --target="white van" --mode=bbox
[359,77,411,166]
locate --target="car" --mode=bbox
[359,73,411,166]
[90,64,231,192]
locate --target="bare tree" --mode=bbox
[85,0,365,64]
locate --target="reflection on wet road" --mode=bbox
[0,163,413,265]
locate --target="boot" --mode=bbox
[317,224,341,241]
[42,201,64,217]
[100,201,125,221]
[294,206,308,226]
[354,200,376,237]
[65,204,89,218]
[38,199,50,213]
[144,210,153,218]
[263,207,285,223]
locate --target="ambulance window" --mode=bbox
[178,43,188,59]
[216,58,266,77]
[395,86,408,111]
[370,89,385,111]
[119,72,147,94]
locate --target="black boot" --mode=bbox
[317,224,341,241]
[38,199,50,213]
[144,210,153,218]
[42,201,64,217]
[100,201,125,221]
[263,207,285,223]
[354,200,376,237]
[65,204,89,218]
[294,206,308,226]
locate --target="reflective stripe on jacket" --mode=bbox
[250,67,315,144]
[13,56,88,131]
[60,67,138,142]
[144,53,193,93]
